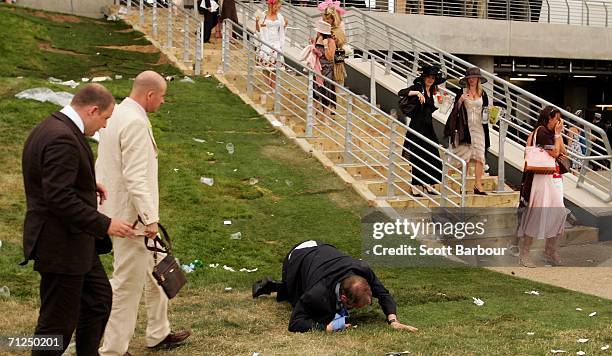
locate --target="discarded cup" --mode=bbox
[226,143,235,155]
[249,178,259,185]
[200,177,214,186]
[0,286,9,298]
[193,259,203,268]
[230,232,242,240]
[472,297,484,306]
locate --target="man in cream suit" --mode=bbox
[96,71,190,355]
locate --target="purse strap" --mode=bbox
[529,126,541,147]
[133,216,173,265]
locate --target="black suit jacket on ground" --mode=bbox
[22,112,112,275]
[284,243,397,332]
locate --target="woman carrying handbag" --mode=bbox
[515,106,568,268]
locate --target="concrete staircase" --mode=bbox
[113,4,599,248]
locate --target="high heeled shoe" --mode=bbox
[473,187,487,195]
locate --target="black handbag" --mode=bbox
[334,48,346,63]
[398,94,420,119]
[143,222,187,299]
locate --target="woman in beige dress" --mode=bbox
[446,67,491,195]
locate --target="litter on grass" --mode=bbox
[224,287,232,292]
[224,220,232,225]
[550,351,567,354]
[91,76,112,82]
[15,88,74,107]
[239,268,258,273]
[200,177,214,186]
[588,312,597,317]
[525,291,540,296]
[209,263,219,268]
[180,76,195,83]
[192,137,206,143]
[223,265,236,272]
[472,297,484,306]
[249,178,259,185]
[601,345,610,351]
[577,339,589,343]
[576,308,583,311]
[230,232,242,240]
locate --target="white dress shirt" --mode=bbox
[60,105,85,134]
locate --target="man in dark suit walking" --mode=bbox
[252,240,418,333]
[22,83,135,355]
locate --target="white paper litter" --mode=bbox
[200,177,214,186]
[91,76,112,82]
[576,308,583,311]
[207,152,214,156]
[233,169,238,172]
[224,220,232,225]
[576,352,585,356]
[550,351,567,354]
[114,75,123,80]
[173,168,179,172]
[577,339,589,343]
[239,268,258,273]
[224,287,232,292]
[82,78,90,82]
[588,312,597,317]
[253,353,260,356]
[525,291,540,296]
[204,74,212,78]
[601,345,610,351]
[49,78,79,88]
[209,263,219,268]
[0,240,2,248]
[270,120,282,127]
[472,297,484,306]
[223,265,235,272]
[527,332,535,335]
[180,76,195,83]
[230,232,242,240]
[192,137,206,143]
[15,88,74,107]
[249,178,259,185]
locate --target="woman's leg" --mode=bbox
[544,234,564,266]
[520,235,536,267]
[474,159,484,191]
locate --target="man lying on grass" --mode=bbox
[253,240,418,333]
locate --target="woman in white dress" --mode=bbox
[446,67,491,195]
[256,0,287,90]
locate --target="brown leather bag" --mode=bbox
[144,223,187,299]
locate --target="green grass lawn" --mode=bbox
[0,4,610,355]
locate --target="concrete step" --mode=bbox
[366,176,502,197]
[385,192,520,209]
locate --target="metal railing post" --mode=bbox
[152,1,158,38]
[605,1,609,27]
[242,6,248,49]
[386,120,396,198]
[306,71,314,137]
[546,0,550,22]
[222,21,229,73]
[195,22,202,75]
[506,0,510,19]
[167,4,173,49]
[246,40,254,98]
[362,15,370,61]
[274,58,282,114]
[497,118,508,193]
[384,26,393,75]
[344,96,354,164]
[578,127,592,187]
[565,0,570,24]
[370,56,377,112]
[584,0,590,25]
[139,0,144,25]
[440,159,449,207]
[183,16,190,63]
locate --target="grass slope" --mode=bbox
[0,4,610,355]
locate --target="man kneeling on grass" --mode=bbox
[252,240,418,333]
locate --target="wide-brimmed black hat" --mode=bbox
[459,67,488,86]
[414,64,446,86]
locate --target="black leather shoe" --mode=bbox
[148,330,191,349]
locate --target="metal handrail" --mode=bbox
[119,0,204,73]
[221,18,468,208]
[275,0,610,27]
[237,1,612,202]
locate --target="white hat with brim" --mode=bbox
[315,19,332,35]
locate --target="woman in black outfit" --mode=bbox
[398,64,446,196]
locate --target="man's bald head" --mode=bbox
[129,71,167,113]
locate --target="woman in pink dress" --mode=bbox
[516,106,568,268]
